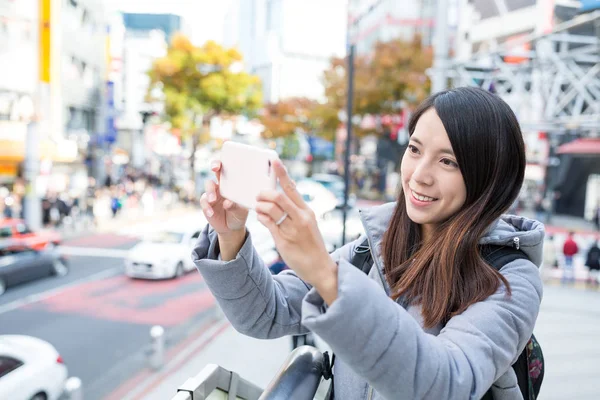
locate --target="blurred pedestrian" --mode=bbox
[194,88,544,400]
[541,234,557,281]
[585,241,600,287]
[534,199,546,223]
[593,202,600,232]
[268,252,289,275]
[562,232,579,284]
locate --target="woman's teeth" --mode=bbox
[412,190,437,202]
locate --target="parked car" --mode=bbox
[310,174,356,209]
[295,180,339,218]
[0,240,68,296]
[0,335,68,400]
[319,208,364,252]
[125,228,201,280]
[0,219,61,251]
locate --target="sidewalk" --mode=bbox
[115,284,600,400]
[55,203,198,241]
[111,318,293,400]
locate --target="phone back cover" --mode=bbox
[219,142,278,209]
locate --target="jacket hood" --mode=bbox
[358,202,545,273]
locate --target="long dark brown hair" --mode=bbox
[381,87,526,328]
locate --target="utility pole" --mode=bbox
[24,0,52,231]
[341,44,354,246]
[431,0,450,93]
[342,0,384,246]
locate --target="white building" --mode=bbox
[348,0,437,55]
[116,28,167,168]
[224,0,347,103]
[0,0,37,184]
[0,0,106,190]
[455,0,556,62]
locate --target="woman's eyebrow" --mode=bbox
[410,137,455,157]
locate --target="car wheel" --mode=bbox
[52,259,69,277]
[0,278,6,296]
[29,392,47,400]
[173,262,184,279]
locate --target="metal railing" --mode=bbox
[171,346,325,400]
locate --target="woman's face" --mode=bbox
[401,108,467,234]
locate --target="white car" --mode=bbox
[296,180,339,218]
[125,229,201,279]
[319,208,365,252]
[0,335,68,400]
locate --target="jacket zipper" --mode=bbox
[367,386,374,400]
[513,237,520,250]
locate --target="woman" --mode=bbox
[193,87,544,399]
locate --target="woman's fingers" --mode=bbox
[204,179,220,205]
[211,160,221,183]
[199,193,214,218]
[255,201,287,223]
[256,190,300,220]
[272,160,305,209]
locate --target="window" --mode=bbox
[15,224,32,235]
[0,227,12,238]
[0,356,23,379]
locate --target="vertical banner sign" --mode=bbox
[39,0,51,83]
[106,81,117,143]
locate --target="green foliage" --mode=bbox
[148,34,262,139]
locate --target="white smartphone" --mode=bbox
[219,141,280,210]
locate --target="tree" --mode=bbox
[320,36,433,139]
[148,35,262,176]
[259,97,315,139]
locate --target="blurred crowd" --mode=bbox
[0,167,183,229]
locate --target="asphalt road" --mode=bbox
[0,233,218,400]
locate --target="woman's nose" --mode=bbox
[411,162,434,186]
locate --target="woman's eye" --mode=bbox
[441,158,458,168]
[408,145,419,154]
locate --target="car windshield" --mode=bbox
[315,179,344,195]
[145,232,184,244]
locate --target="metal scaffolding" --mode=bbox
[448,10,600,134]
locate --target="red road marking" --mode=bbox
[62,233,137,248]
[26,273,216,326]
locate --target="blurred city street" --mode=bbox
[1,0,600,399]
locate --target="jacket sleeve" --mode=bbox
[191,223,361,339]
[301,258,543,400]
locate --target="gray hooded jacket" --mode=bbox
[192,202,544,400]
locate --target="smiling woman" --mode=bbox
[193,87,543,400]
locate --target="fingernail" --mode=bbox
[206,208,214,217]
[208,193,216,202]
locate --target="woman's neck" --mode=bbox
[420,224,435,244]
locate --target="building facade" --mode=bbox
[0,0,37,184]
[224,0,347,103]
[59,0,109,188]
[348,0,437,55]
[0,0,108,192]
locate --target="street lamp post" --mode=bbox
[431,0,450,93]
[342,0,384,246]
[341,44,355,246]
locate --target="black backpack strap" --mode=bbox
[324,238,372,400]
[352,237,373,275]
[480,244,527,271]
[480,244,537,400]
